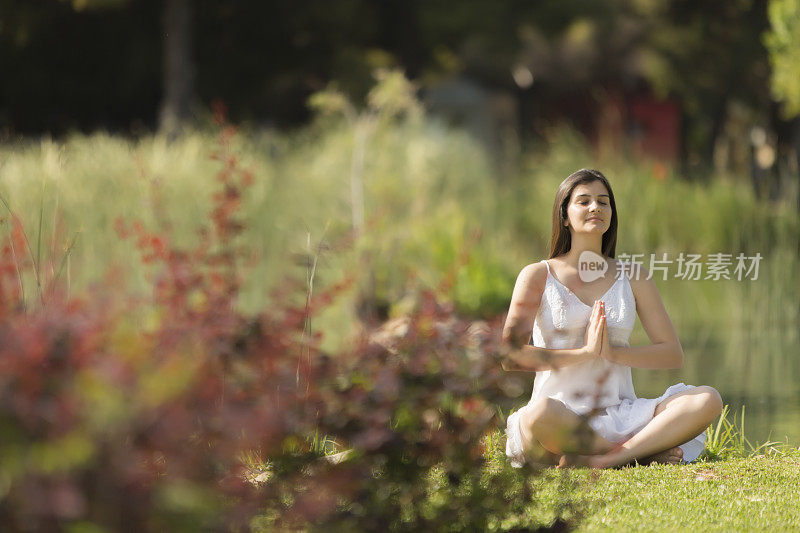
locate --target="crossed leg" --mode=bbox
[517,397,618,466]
[589,386,723,469]
[517,386,722,469]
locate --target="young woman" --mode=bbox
[502,169,723,468]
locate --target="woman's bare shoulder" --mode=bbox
[513,260,548,295]
[518,260,548,282]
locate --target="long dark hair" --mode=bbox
[548,169,618,259]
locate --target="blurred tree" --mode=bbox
[0,0,188,135]
[0,0,782,173]
[409,0,772,171]
[0,0,161,134]
[66,0,195,135]
[635,0,772,171]
[158,0,195,136]
[309,69,421,320]
[765,0,800,210]
[765,0,800,119]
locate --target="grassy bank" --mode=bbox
[251,405,800,531]
[492,404,800,532]
[577,454,800,531]
[459,410,800,532]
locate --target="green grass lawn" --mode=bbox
[248,446,800,531]
[473,409,800,532]
[485,452,800,532]
[578,454,800,531]
[266,409,800,532]
[468,450,800,531]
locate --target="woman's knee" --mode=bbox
[695,386,723,418]
[520,397,565,430]
[659,386,723,420]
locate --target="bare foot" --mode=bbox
[641,446,684,466]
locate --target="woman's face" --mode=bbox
[564,180,612,235]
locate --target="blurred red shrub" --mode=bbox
[0,119,563,532]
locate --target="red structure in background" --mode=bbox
[629,97,680,162]
[593,92,681,164]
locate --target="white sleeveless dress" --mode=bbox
[505,259,706,467]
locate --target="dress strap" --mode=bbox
[542,259,551,274]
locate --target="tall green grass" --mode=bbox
[702,404,795,461]
[2,120,796,317]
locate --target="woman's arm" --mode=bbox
[501,262,604,372]
[601,265,684,369]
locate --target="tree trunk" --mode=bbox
[158,0,194,136]
[794,116,800,213]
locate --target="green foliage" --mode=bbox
[765,0,800,118]
[309,68,421,123]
